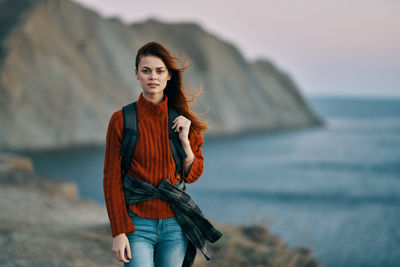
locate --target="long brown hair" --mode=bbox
[135,41,209,137]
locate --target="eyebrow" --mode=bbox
[141,66,166,69]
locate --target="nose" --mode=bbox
[150,70,158,80]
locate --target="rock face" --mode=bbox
[0,152,321,266]
[0,0,323,150]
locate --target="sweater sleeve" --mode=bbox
[103,110,136,237]
[182,131,205,184]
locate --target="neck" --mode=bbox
[142,92,165,104]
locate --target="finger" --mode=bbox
[174,116,182,123]
[173,122,179,131]
[119,249,129,263]
[126,242,132,260]
[113,250,119,261]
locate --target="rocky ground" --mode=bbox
[0,152,321,267]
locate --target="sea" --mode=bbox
[14,95,400,267]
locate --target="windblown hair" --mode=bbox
[135,41,209,137]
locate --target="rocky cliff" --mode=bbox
[0,0,323,150]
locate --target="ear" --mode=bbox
[134,68,138,80]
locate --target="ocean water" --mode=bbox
[14,96,400,267]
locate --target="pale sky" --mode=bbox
[73,0,400,98]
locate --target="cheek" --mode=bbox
[138,75,147,81]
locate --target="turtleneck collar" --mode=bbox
[137,92,168,117]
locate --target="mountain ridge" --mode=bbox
[0,0,323,150]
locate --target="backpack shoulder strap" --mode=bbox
[120,101,139,175]
[168,106,188,177]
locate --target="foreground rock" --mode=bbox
[0,153,321,266]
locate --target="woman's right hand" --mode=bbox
[112,233,131,263]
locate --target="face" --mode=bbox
[134,55,171,98]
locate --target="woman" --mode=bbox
[103,41,212,267]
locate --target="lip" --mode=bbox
[148,83,159,87]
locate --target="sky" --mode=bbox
[73,0,400,98]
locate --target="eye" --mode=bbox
[142,69,149,73]
[157,70,165,74]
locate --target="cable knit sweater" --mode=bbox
[103,92,205,237]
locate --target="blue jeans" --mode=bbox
[123,210,189,267]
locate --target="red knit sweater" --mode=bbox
[103,92,205,237]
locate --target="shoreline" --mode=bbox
[0,119,324,153]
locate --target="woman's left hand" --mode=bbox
[172,115,191,144]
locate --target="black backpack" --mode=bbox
[119,101,189,182]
